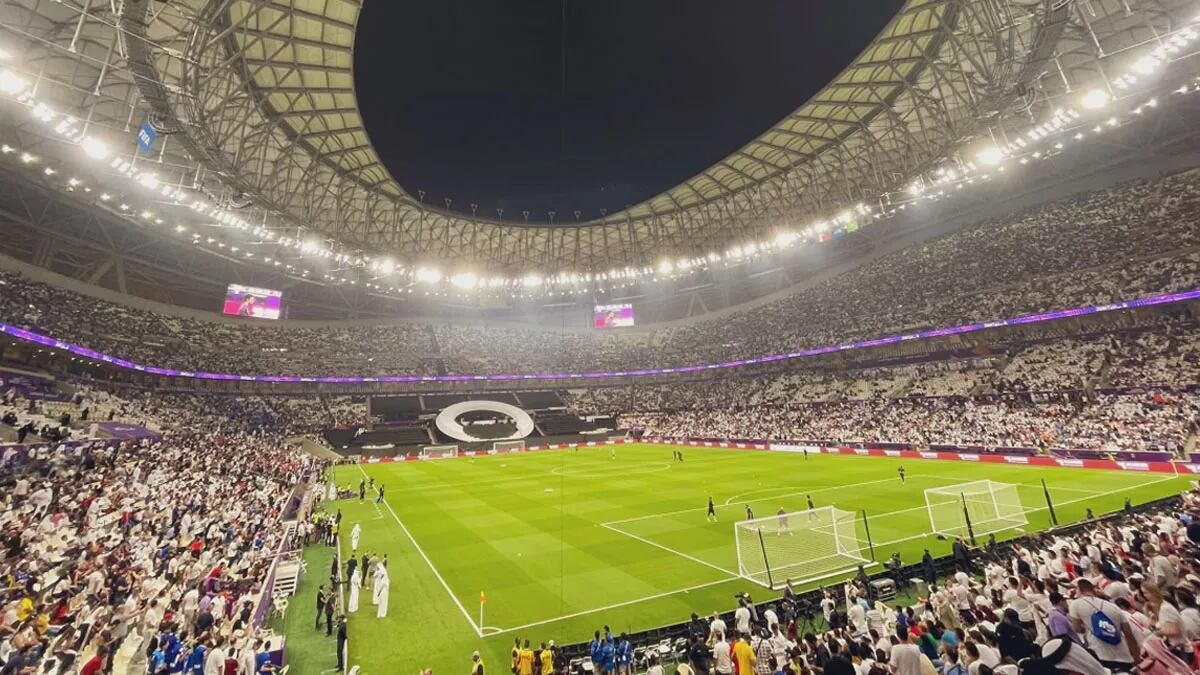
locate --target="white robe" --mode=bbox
[347,568,361,613]
[350,524,361,552]
[327,482,336,501]
[373,572,390,618]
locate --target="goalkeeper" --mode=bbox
[776,507,790,535]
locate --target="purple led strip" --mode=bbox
[2,288,1198,383]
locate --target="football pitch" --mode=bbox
[292,444,1190,675]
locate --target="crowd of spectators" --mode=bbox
[0,412,319,675]
[1,170,1199,376]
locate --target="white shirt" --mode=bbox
[712,640,732,674]
[888,643,921,675]
[1069,595,1133,664]
[734,606,751,634]
[763,608,778,630]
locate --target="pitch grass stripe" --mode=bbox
[355,464,483,637]
[381,449,756,496]
[603,473,946,526]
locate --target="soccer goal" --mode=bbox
[419,444,459,459]
[734,506,870,590]
[924,480,1027,541]
[492,440,526,452]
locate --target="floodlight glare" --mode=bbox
[0,69,28,95]
[450,272,477,289]
[415,267,442,284]
[1080,88,1110,110]
[80,136,110,160]
[976,146,1005,166]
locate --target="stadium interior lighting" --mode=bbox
[450,272,478,289]
[415,267,442,284]
[0,69,27,95]
[1080,88,1110,110]
[976,146,1005,166]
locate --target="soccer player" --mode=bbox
[707,497,717,522]
[898,465,906,483]
[375,484,385,504]
[806,495,815,521]
[744,504,754,521]
[776,507,789,535]
[518,641,534,675]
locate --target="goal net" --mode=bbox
[420,444,459,459]
[492,440,526,452]
[735,506,869,590]
[925,480,1026,541]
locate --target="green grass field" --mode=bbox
[283,444,1190,675]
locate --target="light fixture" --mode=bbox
[1080,88,1110,110]
[976,146,1005,166]
[0,69,28,95]
[415,267,442,284]
[79,135,110,160]
[450,272,477,289]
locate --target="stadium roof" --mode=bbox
[0,0,1195,279]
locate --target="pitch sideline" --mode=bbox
[354,464,484,637]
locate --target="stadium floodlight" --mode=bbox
[657,260,674,274]
[1080,88,1110,110]
[377,258,395,275]
[450,272,477,289]
[976,146,1005,166]
[1131,55,1160,75]
[0,69,28,95]
[415,267,442,284]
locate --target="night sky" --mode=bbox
[354,1,904,223]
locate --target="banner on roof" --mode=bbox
[136,121,156,154]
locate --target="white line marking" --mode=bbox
[601,522,741,577]
[355,464,483,637]
[491,576,736,635]
[604,473,941,526]
[550,462,673,478]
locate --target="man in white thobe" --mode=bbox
[327,481,337,501]
[374,568,390,618]
[347,567,361,613]
[350,523,361,553]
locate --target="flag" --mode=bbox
[846,219,860,233]
[480,591,487,604]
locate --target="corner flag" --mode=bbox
[480,591,487,604]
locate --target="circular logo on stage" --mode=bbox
[434,400,535,443]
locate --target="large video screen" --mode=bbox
[222,284,283,320]
[594,303,635,329]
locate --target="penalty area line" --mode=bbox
[490,576,736,636]
[355,464,484,638]
[600,522,741,577]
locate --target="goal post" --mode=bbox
[924,480,1027,541]
[419,444,459,459]
[492,440,526,452]
[734,506,870,590]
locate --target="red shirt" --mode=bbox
[81,654,105,675]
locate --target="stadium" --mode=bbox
[1,1,1200,674]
